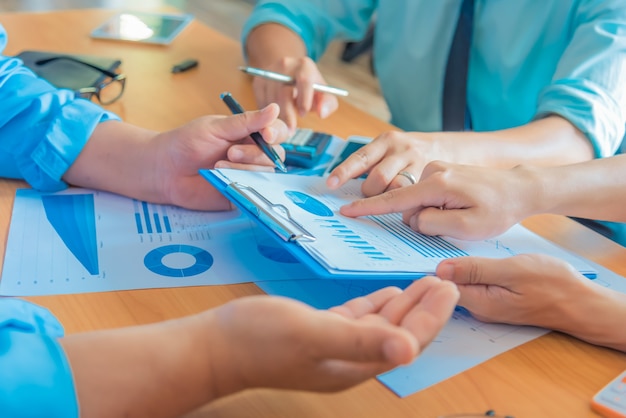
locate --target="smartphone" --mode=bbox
[323,136,372,176]
[91,12,193,45]
[591,370,626,417]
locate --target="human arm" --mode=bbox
[0,51,119,190]
[436,254,626,352]
[327,115,594,196]
[327,1,626,194]
[242,0,376,130]
[63,104,288,211]
[340,156,626,240]
[62,276,458,418]
[0,41,288,211]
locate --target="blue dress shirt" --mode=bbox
[243,0,626,158]
[0,24,119,190]
[0,23,120,416]
[0,299,78,417]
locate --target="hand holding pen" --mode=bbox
[239,66,348,97]
[241,58,348,131]
[221,92,288,173]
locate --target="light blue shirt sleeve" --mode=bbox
[0,24,120,191]
[242,0,626,158]
[535,0,626,158]
[242,0,376,61]
[0,298,78,418]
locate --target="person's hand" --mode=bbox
[206,276,458,397]
[251,57,338,132]
[340,161,538,240]
[152,103,288,210]
[435,254,626,351]
[326,130,447,196]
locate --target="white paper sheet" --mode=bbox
[0,188,316,296]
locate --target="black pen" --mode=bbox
[220,92,287,173]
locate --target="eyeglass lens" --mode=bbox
[96,77,125,105]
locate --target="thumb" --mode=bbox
[436,256,513,287]
[316,316,418,366]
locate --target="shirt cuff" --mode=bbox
[26,98,120,192]
[242,4,321,60]
[536,79,625,158]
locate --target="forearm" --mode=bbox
[245,23,308,68]
[558,284,626,352]
[63,120,162,203]
[519,155,626,223]
[438,115,594,168]
[61,312,223,418]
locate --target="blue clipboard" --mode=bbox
[200,169,424,280]
[201,169,597,280]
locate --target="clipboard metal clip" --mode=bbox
[230,182,316,243]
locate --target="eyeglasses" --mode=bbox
[35,55,126,105]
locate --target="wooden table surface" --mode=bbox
[1,9,625,418]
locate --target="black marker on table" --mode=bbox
[172,59,198,73]
[220,92,287,173]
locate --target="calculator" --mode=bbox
[281,128,332,168]
[592,370,626,417]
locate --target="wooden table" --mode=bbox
[1,9,625,418]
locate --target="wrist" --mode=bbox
[555,281,626,352]
[192,309,248,399]
[509,164,548,219]
[245,23,307,68]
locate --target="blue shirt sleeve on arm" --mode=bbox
[0,24,120,191]
[535,0,626,158]
[242,0,376,61]
[0,298,78,418]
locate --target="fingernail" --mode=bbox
[327,176,339,188]
[320,103,331,119]
[264,128,276,143]
[229,148,243,160]
[383,337,409,364]
[437,263,455,280]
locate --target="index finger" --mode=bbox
[340,180,446,218]
[326,141,387,189]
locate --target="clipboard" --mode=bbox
[202,169,371,280]
[201,168,597,280]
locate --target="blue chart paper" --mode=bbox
[258,260,626,398]
[1,188,317,296]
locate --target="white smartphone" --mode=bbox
[323,136,372,177]
[91,12,193,45]
[592,370,626,417]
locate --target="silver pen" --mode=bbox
[239,66,349,97]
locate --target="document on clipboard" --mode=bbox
[201,169,596,280]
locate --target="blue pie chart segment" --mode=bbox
[284,190,333,217]
[144,245,213,278]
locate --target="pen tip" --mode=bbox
[276,161,288,173]
[220,92,231,99]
